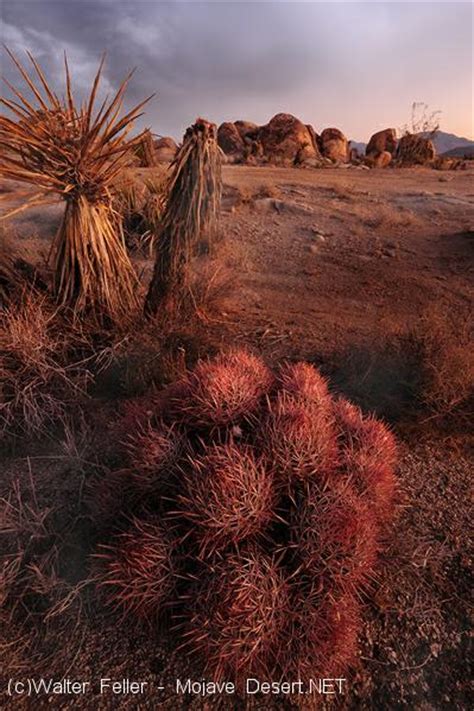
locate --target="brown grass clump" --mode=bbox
[406,310,474,418]
[94,517,175,622]
[0,48,151,321]
[178,444,277,556]
[183,549,290,682]
[95,350,398,683]
[329,307,473,425]
[0,293,90,435]
[125,421,184,491]
[171,349,274,427]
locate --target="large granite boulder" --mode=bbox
[319,128,349,163]
[217,122,245,162]
[366,128,398,157]
[258,113,319,165]
[154,136,178,163]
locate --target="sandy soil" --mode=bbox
[1,165,473,709]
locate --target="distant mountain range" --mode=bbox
[349,131,474,157]
[423,131,474,156]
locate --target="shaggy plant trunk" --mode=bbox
[145,118,222,317]
[52,195,138,319]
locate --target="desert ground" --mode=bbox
[1,164,473,709]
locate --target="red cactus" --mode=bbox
[183,548,290,682]
[97,352,398,683]
[177,443,277,556]
[170,350,274,427]
[285,591,361,680]
[334,398,397,518]
[296,482,379,592]
[126,421,184,491]
[94,517,175,621]
[260,391,337,484]
[278,361,330,404]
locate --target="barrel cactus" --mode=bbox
[94,349,397,682]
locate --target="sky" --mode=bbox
[1,1,472,142]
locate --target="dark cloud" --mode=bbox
[1,1,472,140]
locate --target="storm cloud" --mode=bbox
[1,1,472,141]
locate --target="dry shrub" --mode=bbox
[94,517,175,622]
[329,308,473,424]
[0,293,92,436]
[126,421,184,491]
[94,350,397,682]
[0,453,93,674]
[406,310,474,417]
[112,172,166,255]
[0,226,47,307]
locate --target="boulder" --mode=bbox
[365,150,392,168]
[395,133,436,165]
[154,136,178,163]
[217,122,245,161]
[258,113,319,165]
[319,128,349,163]
[234,120,259,140]
[366,128,397,157]
[433,156,458,171]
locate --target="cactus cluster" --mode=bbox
[94,349,396,682]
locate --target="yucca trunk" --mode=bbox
[145,118,222,317]
[52,195,137,317]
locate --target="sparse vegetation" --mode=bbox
[0,293,92,436]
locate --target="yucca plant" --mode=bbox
[145,117,222,316]
[0,48,152,321]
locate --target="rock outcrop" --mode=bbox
[365,150,392,168]
[366,128,398,157]
[234,121,259,140]
[217,122,244,162]
[154,136,178,162]
[319,128,349,163]
[258,113,320,165]
[395,133,436,165]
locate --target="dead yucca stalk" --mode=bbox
[133,128,157,167]
[0,48,152,321]
[145,118,222,317]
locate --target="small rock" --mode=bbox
[309,244,319,254]
[382,248,397,258]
